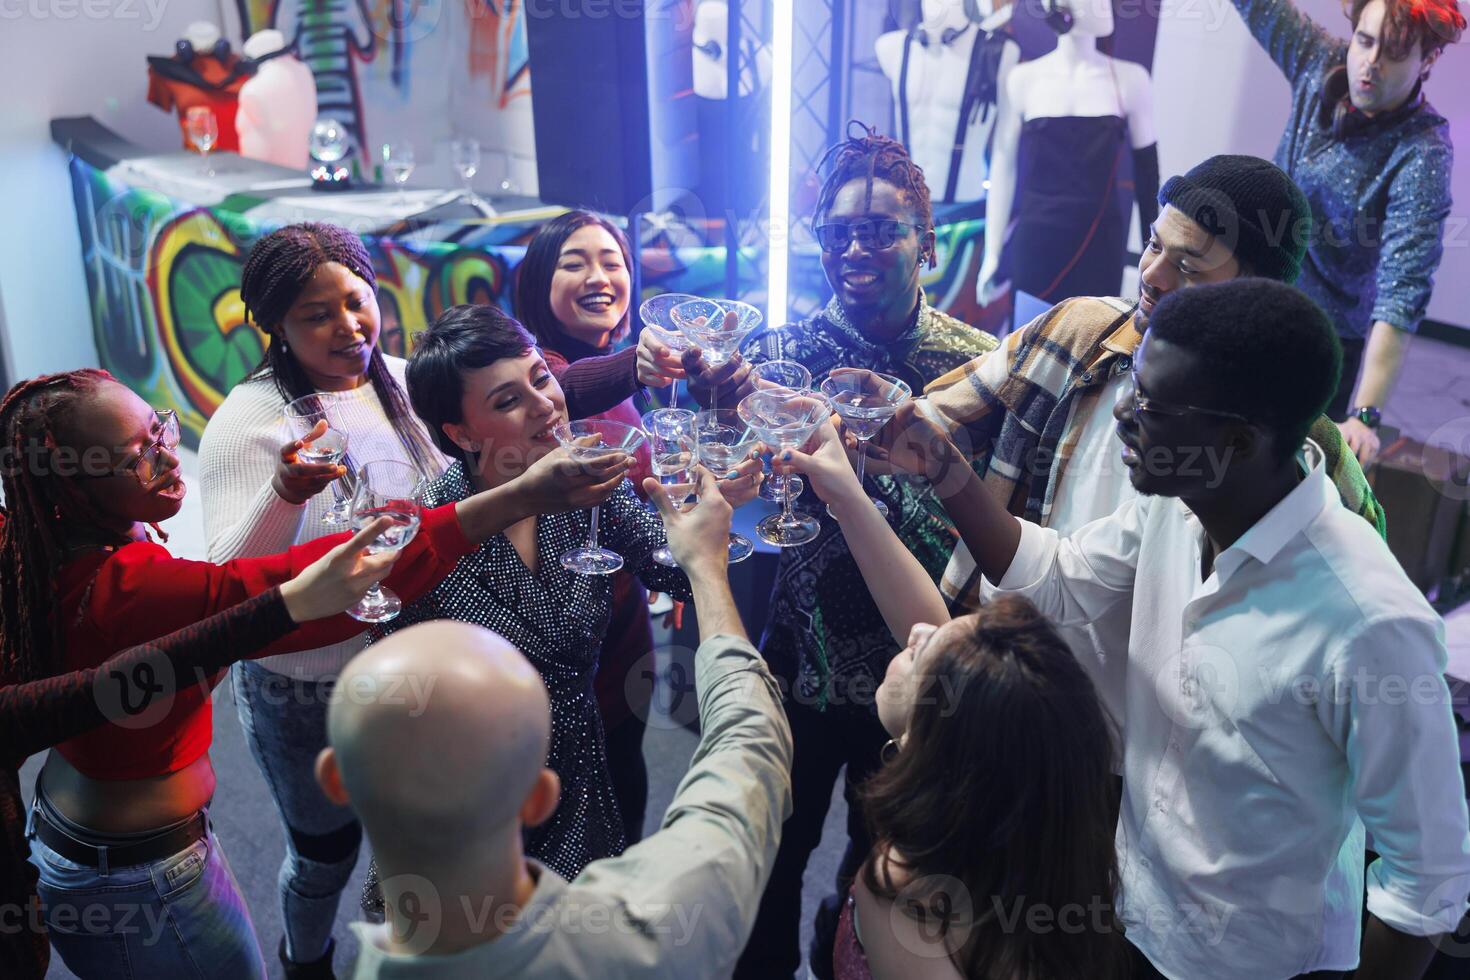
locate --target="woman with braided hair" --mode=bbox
[198,221,678,977]
[3,368,628,979]
[683,122,1001,980]
[0,487,415,980]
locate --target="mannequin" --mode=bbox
[692,0,771,215]
[691,0,771,100]
[875,0,1020,204]
[146,21,252,153]
[977,0,1159,304]
[236,30,317,169]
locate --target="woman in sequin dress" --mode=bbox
[358,304,760,913]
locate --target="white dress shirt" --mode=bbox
[985,441,1470,979]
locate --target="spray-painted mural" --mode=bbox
[70,154,990,444]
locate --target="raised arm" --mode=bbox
[3,521,396,764]
[778,421,951,643]
[592,473,792,977]
[1228,0,1339,79]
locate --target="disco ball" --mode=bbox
[309,118,351,164]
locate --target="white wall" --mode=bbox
[0,0,233,380]
[1152,0,1470,329]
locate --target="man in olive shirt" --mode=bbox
[319,467,794,979]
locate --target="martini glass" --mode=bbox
[820,369,912,519]
[670,298,763,423]
[284,394,354,526]
[694,409,760,563]
[639,292,700,408]
[348,461,425,623]
[751,359,813,503]
[553,419,647,574]
[641,408,697,567]
[738,388,833,548]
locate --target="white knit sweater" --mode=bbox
[197,356,448,679]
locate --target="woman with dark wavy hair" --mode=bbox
[514,209,685,847]
[836,595,1127,980]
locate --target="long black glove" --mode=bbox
[1133,142,1161,236]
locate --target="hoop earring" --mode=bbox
[880,738,901,763]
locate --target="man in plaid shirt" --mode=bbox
[870,155,1382,722]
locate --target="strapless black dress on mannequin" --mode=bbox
[1010,114,1129,302]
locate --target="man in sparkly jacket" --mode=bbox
[1228,0,1465,464]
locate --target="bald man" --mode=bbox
[319,467,794,979]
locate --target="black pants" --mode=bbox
[1129,942,1342,979]
[603,710,649,845]
[733,699,890,980]
[1327,336,1367,422]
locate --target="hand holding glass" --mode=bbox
[553,420,646,574]
[738,388,833,547]
[694,410,760,563]
[284,395,355,525]
[750,360,813,502]
[639,293,699,408]
[642,409,697,567]
[819,369,912,518]
[670,298,763,421]
[348,460,425,623]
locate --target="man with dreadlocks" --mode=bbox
[681,122,999,980]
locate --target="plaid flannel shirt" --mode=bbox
[922,296,1388,609]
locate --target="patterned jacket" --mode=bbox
[743,294,998,713]
[922,296,1387,608]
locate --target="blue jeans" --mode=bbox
[27,814,265,979]
[232,660,361,963]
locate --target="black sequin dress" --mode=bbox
[359,463,691,915]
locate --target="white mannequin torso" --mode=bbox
[875,1,1019,203]
[236,30,319,169]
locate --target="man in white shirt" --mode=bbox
[948,278,1469,979]
[314,468,794,979]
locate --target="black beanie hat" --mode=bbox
[1157,155,1312,284]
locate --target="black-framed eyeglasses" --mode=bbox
[1128,369,1251,424]
[813,218,919,254]
[79,409,181,485]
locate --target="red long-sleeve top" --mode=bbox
[53,502,471,780]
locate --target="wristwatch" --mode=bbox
[1351,406,1382,429]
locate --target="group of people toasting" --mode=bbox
[3,0,1469,976]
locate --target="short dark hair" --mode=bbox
[405,304,537,465]
[1148,279,1342,460]
[1349,0,1465,62]
[513,210,634,350]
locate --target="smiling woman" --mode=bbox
[196,221,448,974]
[513,210,661,850]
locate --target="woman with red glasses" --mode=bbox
[0,368,626,979]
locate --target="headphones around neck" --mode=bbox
[176,37,233,62]
[912,23,974,47]
[1042,0,1075,35]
